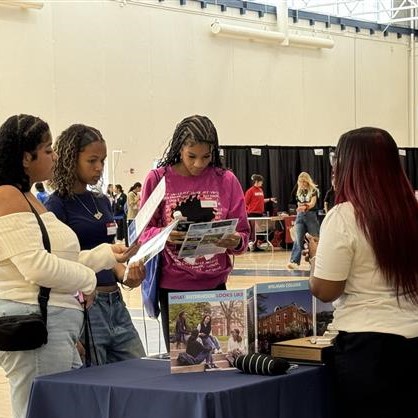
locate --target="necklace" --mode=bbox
[74,193,103,220]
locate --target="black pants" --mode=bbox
[332,331,418,418]
[115,216,127,242]
[158,283,227,353]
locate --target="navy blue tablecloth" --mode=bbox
[27,359,334,418]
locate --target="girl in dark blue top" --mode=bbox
[47,123,145,364]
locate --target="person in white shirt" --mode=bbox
[226,328,245,366]
[305,127,418,418]
[0,114,142,418]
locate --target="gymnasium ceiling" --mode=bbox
[286,0,418,28]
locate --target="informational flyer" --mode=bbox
[127,221,178,266]
[127,176,166,246]
[178,218,238,258]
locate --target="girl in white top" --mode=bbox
[226,328,245,366]
[305,127,418,418]
[0,114,142,418]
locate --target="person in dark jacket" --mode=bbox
[113,184,127,242]
[186,330,217,369]
[175,311,189,349]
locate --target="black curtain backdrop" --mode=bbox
[222,145,417,212]
[405,148,418,191]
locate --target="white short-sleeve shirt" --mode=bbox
[314,202,418,338]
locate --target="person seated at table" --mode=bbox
[186,330,218,369]
[226,328,245,366]
[197,314,222,353]
[244,174,277,252]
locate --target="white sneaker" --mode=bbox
[287,262,299,270]
[248,241,255,251]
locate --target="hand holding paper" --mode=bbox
[216,232,241,249]
[124,221,179,281]
[111,243,141,263]
[177,219,238,258]
[122,260,146,288]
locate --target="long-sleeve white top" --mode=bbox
[0,212,116,311]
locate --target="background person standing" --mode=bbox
[34,182,49,204]
[244,174,277,251]
[113,184,127,243]
[287,172,320,270]
[126,182,141,225]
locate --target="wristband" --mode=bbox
[309,256,316,263]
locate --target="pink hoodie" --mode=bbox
[140,165,250,290]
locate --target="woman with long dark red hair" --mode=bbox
[305,127,418,418]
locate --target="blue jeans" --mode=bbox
[195,350,213,364]
[86,289,145,365]
[0,300,83,418]
[201,335,221,353]
[289,211,320,264]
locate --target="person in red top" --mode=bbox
[244,174,277,251]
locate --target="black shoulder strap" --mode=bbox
[22,193,51,324]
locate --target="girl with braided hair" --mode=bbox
[0,115,133,417]
[46,123,145,365]
[140,115,250,351]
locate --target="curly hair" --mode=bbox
[158,115,224,169]
[0,114,50,192]
[49,124,104,197]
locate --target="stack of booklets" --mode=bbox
[167,279,334,373]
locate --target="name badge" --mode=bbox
[200,200,217,208]
[106,222,117,236]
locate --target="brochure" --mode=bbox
[168,288,253,374]
[127,176,166,246]
[178,218,238,259]
[167,279,334,372]
[127,221,178,267]
[254,280,314,355]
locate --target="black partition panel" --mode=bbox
[221,145,417,212]
[405,149,418,190]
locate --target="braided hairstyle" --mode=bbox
[0,114,50,192]
[158,115,224,169]
[50,124,104,197]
